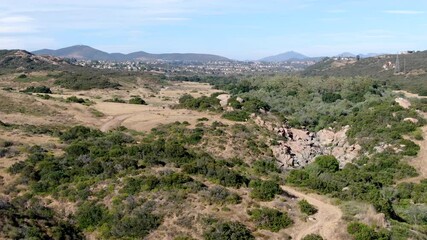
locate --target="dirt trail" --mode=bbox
[395,90,427,183]
[281,186,347,240]
[100,113,135,132]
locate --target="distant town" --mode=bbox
[70,59,318,75]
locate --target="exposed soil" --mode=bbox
[281,186,348,240]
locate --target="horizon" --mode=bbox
[1,0,426,60]
[32,44,402,61]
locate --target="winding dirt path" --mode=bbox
[100,113,135,132]
[395,90,427,183]
[281,186,347,240]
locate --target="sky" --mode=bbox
[0,0,426,60]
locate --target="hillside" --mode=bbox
[302,51,427,95]
[0,50,69,73]
[33,45,231,62]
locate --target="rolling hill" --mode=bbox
[302,50,427,95]
[33,45,231,62]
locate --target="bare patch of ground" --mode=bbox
[281,186,349,240]
[395,97,411,109]
[96,102,234,132]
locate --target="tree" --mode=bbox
[314,155,339,172]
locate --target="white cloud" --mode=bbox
[0,26,37,34]
[0,15,38,34]
[0,36,56,50]
[0,16,33,24]
[384,10,424,15]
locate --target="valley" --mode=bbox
[0,50,426,240]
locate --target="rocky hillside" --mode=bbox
[0,50,69,73]
[252,114,361,169]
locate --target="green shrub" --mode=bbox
[0,196,83,239]
[59,126,103,142]
[302,234,324,240]
[286,169,310,185]
[322,92,342,103]
[178,93,221,112]
[347,222,390,240]
[104,97,126,103]
[66,96,88,104]
[75,202,108,229]
[253,159,280,175]
[249,179,282,201]
[183,158,248,188]
[222,111,250,122]
[37,94,52,99]
[298,199,318,215]
[129,96,147,105]
[248,207,292,232]
[198,117,209,122]
[22,86,52,94]
[203,221,254,240]
[242,98,270,112]
[54,71,120,90]
[399,139,420,156]
[314,155,339,172]
[107,207,162,239]
[203,186,242,205]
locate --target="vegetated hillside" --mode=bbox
[0,49,169,91]
[175,74,427,239]
[34,45,113,61]
[0,50,69,73]
[34,45,231,62]
[302,51,427,95]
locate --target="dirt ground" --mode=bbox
[281,186,349,240]
[0,80,231,132]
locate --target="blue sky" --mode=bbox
[1,0,426,60]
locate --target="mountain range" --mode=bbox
[259,51,384,62]
[33,45,231,62]
[32,45,386,63]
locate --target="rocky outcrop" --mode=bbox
[216,94,230,108]
[403,117,419,124]
[395,97,411,109]
[216,94,234,111]
[252,115,361,169]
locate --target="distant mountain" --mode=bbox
[358,53,383,58]
[33,45,231,62]
[260,51,309,62]
[336,52,356,58]
[335,52,384,58]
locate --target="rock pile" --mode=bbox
[252,115,361,169]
